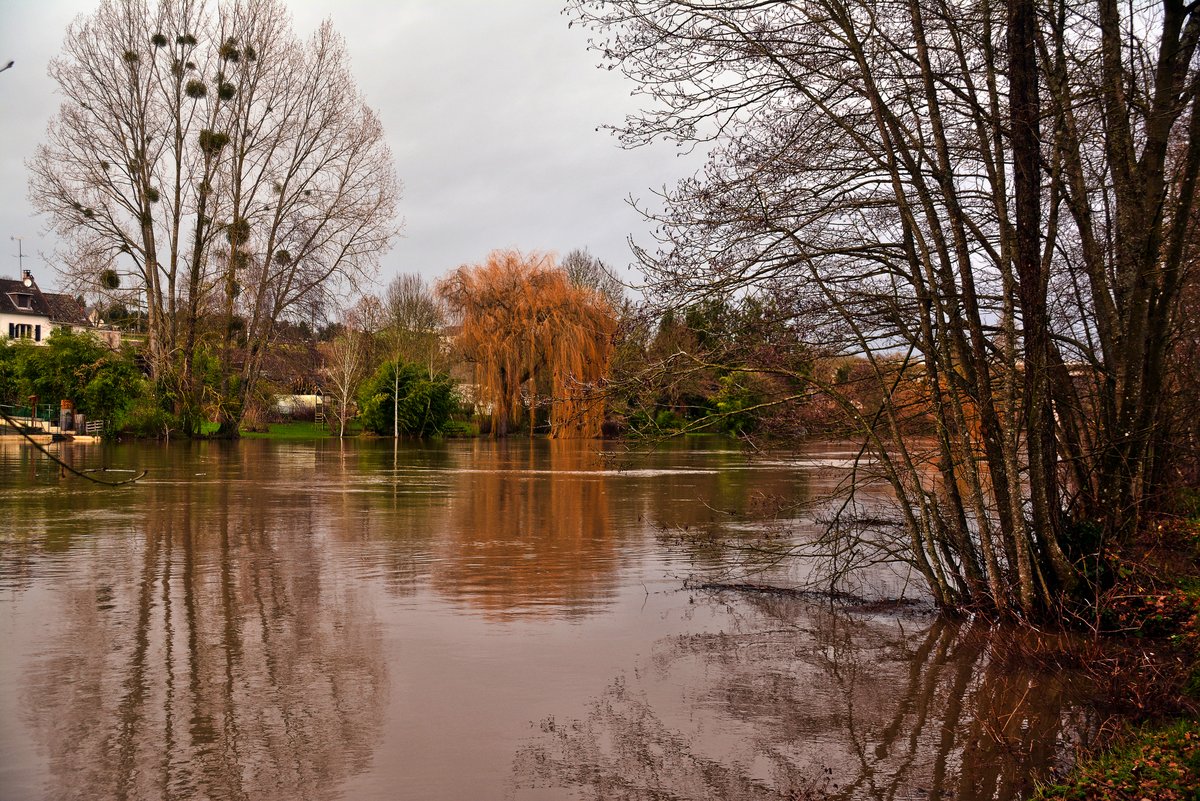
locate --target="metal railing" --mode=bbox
[0,403,56,423]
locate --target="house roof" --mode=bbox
[0,276,88,325]
[43,292,88,325]
[0,277,52,317]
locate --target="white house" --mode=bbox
[0,271,90,344]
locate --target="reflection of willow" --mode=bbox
[432,440,618,618]
[513,598,1094,801]
[23,466,386,801]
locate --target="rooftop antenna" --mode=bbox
[10,236,28,281]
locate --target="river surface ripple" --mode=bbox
[0,438,1095,800]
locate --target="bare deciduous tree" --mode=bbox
[31,0,399,436]
[319,316,369,438]
[568,0,1200,617]
[561,248,626,310]
[384,274,445,375]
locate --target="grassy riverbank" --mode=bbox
[196,421,336,439]
[240,421,335,439]
[1034,514,1200,800]
[1036,720,1200,800]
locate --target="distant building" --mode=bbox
[0,271,96,345]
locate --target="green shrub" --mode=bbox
[654,409,686,431]
[357,361,455,437]
[440,420,477,438]
[713,372,766,435]
[1,330,146,433]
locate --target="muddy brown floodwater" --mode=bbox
[0,438,1096,800]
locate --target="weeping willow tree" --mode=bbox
[439,250,616,438]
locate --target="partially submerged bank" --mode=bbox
[1031,516,1200,800]
[1035,720,1200,800]
[688,512,1200,799]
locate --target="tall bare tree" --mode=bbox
[31,0,399,436]
[383,274,445,376]
[319,320,369,438]
[568,0,1200,617]
[379,273,445,438]
[561,248,626,310]
[31,0,216,402]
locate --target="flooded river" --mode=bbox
[0,439,1093,800]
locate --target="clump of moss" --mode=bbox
[198,129,229,155]
[219,38,239,62]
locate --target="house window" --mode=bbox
[8,323,35,340]
[11,293,32,309]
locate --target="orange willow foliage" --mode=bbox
[439,250,617,438]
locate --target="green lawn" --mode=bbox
[239,421,334,439]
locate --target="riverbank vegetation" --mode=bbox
[1049,515,1200,796]
[1035,719,1200,800]
[0,330,144,434]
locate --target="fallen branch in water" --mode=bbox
[0,409,145,486]
[687,580,925,612]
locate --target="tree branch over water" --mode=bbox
[568,0,1200,619]
[0,408,145,486]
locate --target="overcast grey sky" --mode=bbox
[0,0,695,295]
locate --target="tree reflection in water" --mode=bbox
[512,595,1095,801]
[21,467,386,801]
[431,440,620,619]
